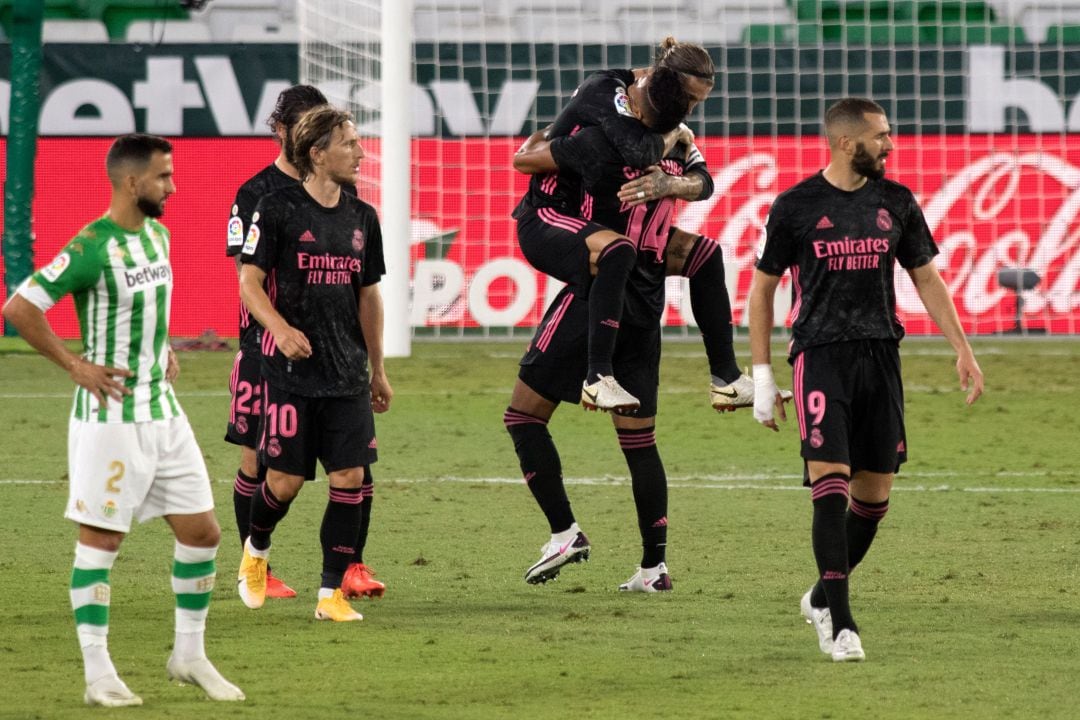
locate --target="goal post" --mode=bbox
[298,0,413,358]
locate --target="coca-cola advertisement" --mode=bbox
[411,135,1080,335]
[2,136,1078,338]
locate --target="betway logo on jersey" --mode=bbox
[123,261,172,289]
[297,253,361,272]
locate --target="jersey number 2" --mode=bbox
[105,461,125,493]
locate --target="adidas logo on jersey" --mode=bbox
[300,230,317,243]
[816,216,834,230]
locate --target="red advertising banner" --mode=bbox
[3,136,1079,338]
[1,138,277,339]
[411,135,1080,335]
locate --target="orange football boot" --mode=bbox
[341,563,385,598]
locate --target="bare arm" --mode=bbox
[907,262,984,405]
[2,294,131,405]
[359,283,393,413]
[618,166,705,206]
[620,126,708,206]
[748,270,787,430]
[239,263,312,360]
[748,270,781,367]
[513,128,557,175]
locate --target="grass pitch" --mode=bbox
[1,337,1078,719]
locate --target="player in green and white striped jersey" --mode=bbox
[3,134,244,707]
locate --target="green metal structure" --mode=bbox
[2,0,43,336]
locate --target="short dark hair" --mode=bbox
[267,84,328,163]
[105,133,172,182]
[642,65,691,134]
[291,104,353,180]
[654,36,715,83]
[824,97,887,137]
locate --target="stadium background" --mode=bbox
[3,1,1080,338]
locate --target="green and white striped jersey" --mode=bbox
[17,214,182,423]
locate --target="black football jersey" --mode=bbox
[551,126,707,327]
[758,172,939,359]
[228,164,295,258]
[229,164,296,353]
[240,184,385,397]
[515,70,665,218]
[229,166,360,354]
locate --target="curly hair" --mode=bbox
[266,85,328,165]
[641,65,692,134]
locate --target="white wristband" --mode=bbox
[752,364,778,423]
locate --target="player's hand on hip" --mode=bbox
[752,363,783,432]
[166,347,180,383]
[274,326,313,360]
[69,358,133,405]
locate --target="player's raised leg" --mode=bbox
[582,231,640,413]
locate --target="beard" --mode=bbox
[852,143,886,180]
[137,195,165,218]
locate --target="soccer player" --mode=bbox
[226,85,385,600]
[513,57,693,414]
[508,112,709,589]
[517,37,758,413]
[236,104,391,621]
[625,37,757,411]
[226,84,326,600]
[3,134,244,706]
[748,98,984,661]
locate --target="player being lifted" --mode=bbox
[514,37,759,414]
[226,85,385,601]
[237,105,392,621]
[508,55,738,589]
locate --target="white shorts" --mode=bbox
[65,415,215,533]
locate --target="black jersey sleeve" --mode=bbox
[362,214,386,286]
[896,192,939,270]
[549,128,610,177]
[240,195,280,273]
[757,198,797,276]
[227,184,260,257]
[600,114,664,168]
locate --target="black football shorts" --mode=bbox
[258,382,377,480]
[792,339,907,476]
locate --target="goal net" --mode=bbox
[298,0,1080,338]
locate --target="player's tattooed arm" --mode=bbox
[617,166,704,206]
